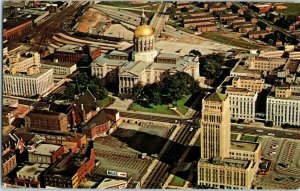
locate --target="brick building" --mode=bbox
[44,131,87,149]
[73,89,100,124]
[3,106,18,125]
[3,19,33,41]
[2,149,17,177]
[82,109,120,140]
[44,147,95,188]
[197,24,218,32]
[248,30,271,39]
[28,143,64,164]
[54,44,101,63]
[25,109,69,132]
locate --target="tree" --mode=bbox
[132,81,144,99]
[200,53,225,78]
[65,83,76,100]
[77,73,89,88]
[181,7,189,13]
[189,49,202,57]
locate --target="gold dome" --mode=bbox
[134,25,154,37]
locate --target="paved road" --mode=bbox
[141,118,198,188]
[231,124,300,140]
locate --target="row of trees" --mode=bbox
[134,72,201,106]
[65,73,108,100]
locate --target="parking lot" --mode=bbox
[255,136,300,189]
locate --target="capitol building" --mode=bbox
[91,12,200,94]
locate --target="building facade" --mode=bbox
[25,109,69,132]
[200,92,231,159]
[226,87,258,122]
[28,144,64,164]
[3,68,53,97]
[91,12,200,94]
[15,163,49,188]
[266,87,300,126]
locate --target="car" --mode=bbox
[256,129,264,133]
[189,127,194,132]
[267,133,275,136]
[285,132,292,136]
[237,126,243,129]
[151,154,158,158]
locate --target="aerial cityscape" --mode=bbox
[2,1,300,189]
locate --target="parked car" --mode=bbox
[237,126,243,129]
[267,133,275,136]
[256,129,264,133]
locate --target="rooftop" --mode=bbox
[157,52,180,60]
[230,140,259,152]
[74,89,98,113]
[44,152,88,178]
[83,110,111,131]
[200,157,251,169]
[32,144,62,156]
[205,92,227,102]
[17,163,49,176]
[28,109,62,117]
[42,60,76,68]
[56,44,83,54]
[97,178,127,189]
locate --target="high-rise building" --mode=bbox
[200,92,231,159]
[198,92,260,189]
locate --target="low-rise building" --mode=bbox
[267,86,300,126]
[25,109,69,132]
[197,24,218,32]
[28,143,64,164]
[82,109,120,140]
[248,30,271,39]
[198,157,256,189]
[42,60,77,76]
[54,44,101,63]
[3,68,54,97]
[259,50,284,58]
[44,147,95,188]
[225,87,258,122]
[44,132,87,149]
[3,106,18,125]
[2,150,17,177]
[247,57,288,72]
[232,76,264,93]
[73,89,100,124]
[229,141,261,164]
[3,18,33,41]
[15,163,49,188]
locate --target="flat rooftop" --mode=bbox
[45,152,88,178]
[32,144,62,156]
[17,163,49,176]
[42,60,76,68]
[230,140,259,152]
[200,157,251,169]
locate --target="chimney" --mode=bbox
[81,104,84,110]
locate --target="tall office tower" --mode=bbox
[200,92,231,159]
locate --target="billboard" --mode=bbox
[117,172,127,178]
[107,170,117,176]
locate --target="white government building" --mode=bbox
[3,46,54,97]
[91,12,200,94]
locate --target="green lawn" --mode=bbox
[231,133,239,140]
[176,95,192,115]
[201,32,267,49]
[276,3,300,15]
[131,95,192,115]
[170,176,186,187]
[96,97,114,107]
[240,134,258,142]
[131,103,177,115]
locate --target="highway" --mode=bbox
[150,2,169,38]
